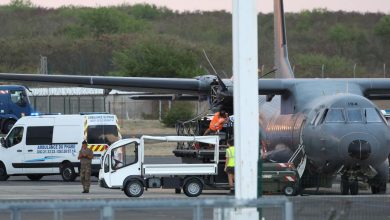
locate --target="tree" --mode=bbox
[162,103,194,127]
[327,24,356,55]
[8,0,33,8]
[374,16,390,43]
[111,36,204,78]
[79,8,147,37]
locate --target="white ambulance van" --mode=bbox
[0,113,121,181]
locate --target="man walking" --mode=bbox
[224,139,235,194]
[78,140,93,193]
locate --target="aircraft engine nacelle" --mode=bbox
[263,113,306,157]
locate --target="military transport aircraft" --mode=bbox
[0,0,389,195]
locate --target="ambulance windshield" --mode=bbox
[87,125,119,145]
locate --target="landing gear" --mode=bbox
[370,179,386,194]
[340,176,359,195]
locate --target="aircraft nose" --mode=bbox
[339,133,379,164]
[348,140,371,160]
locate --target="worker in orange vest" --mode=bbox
[204,110,229,135]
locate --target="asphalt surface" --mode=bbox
[0,156,389,220]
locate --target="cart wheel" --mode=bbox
[283,185,296,196]
[124,180,144,197]
[183,178,203,197]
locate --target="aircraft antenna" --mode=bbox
[259,69,277,78]
[202,49,228,91]
[202,49,219,76]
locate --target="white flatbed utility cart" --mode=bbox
[99,135,220,197]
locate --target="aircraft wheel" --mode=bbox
[183,178,203,197]
[341,178,349,195]
[124,180,144,197]
[0,164,9,181]
[27,175,43,181]
[349,180,359,195]
[371,180,386,194]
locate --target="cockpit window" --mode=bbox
[325,108,345,123]
[347,109,363,122]
[365,108,383,123]
[311,112,320,125]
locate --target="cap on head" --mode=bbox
[82,140,88,145]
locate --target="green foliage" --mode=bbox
[111,36,204,78]
[374,16,390,43]
[8,0,34,8]
[0,5,387,76]
[79,7,148,37]
[292,53,362,77]
[129,4,172,20]
[162,103,194,127]
[59,25,88,38]
[328,24,353,42]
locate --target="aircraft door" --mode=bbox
[109,141,141,187]
[1,126,25,174]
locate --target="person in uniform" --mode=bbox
[78,140,93,193]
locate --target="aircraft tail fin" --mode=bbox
[274,0,295,79]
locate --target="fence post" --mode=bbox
[11,209,21,220]
[53,209,63,220]
[284,200,294,220]
[101,206,114,220]
[193,205,203,220]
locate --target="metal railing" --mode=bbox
[0,198,293,220]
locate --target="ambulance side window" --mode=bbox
[5,127,24,148]
[26,126,53,145]
[111,142,138,170]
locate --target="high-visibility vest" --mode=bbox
[209,112,225,131]
[226,146,235,167]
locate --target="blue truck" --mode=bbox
[0,85,33,134]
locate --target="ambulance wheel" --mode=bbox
[2,119,15,134]
[183,178,203,197]
[27,175,43,181]
[124,180,144,197]
[0,164,9,181]
[60,163,76,182]
[283,185,297,196]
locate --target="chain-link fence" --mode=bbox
[30,94,208,121]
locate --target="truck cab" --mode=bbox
[0,85,33,134]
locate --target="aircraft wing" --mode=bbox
[0,73,211,95]
[129,94,200,101]
[353,79,390,100]
[257,78,390,100]
[258,79,292,95]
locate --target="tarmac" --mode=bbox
[0,155,389,220]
